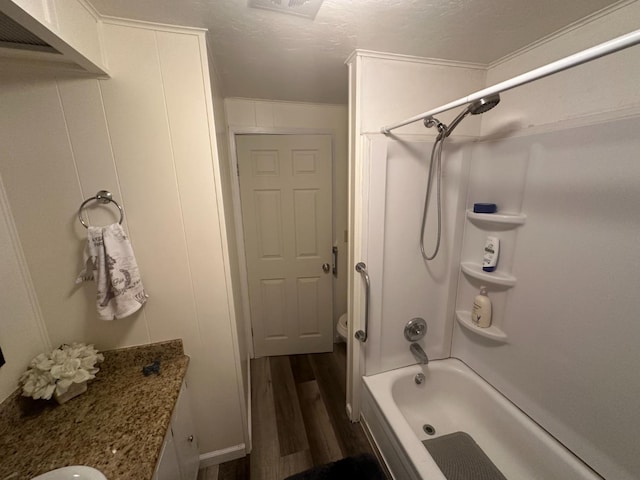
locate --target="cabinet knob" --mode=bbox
[188,435,194,443]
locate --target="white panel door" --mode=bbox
[237,134,333,357]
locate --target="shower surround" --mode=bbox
[347,3,640,478]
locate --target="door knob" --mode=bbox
[322,263,330,273]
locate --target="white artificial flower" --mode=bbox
[20,342,104,400]
[29,353,53,371]
[20,369,56,400]
[50,348,69,365]
[50,357,82,380]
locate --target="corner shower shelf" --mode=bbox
[466,210,526,227]
[456,311,507,342]
[461,262,517,287]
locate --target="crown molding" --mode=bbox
[100,15,207,36]
[345,49,486,70]
[488,0,636,69]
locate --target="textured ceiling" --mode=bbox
[87,0,623,104]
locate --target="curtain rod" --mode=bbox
[381,28,640,134]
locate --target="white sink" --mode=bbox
[32,466,107,480]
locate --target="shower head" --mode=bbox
[468,94,501,115]
[441,93,501,138]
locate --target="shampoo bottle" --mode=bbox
[482,236,500,272]
[471,287,492,328]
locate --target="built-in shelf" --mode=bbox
[456,311,508,342]
[466,210,526,227]
[461,262,517,287]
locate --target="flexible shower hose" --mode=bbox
[420,135,446,261]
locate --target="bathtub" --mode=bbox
[361,359,600,480]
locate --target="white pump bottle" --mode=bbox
[471,286,492,328]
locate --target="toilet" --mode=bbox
[336,313,348,342]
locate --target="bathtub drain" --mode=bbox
[423,424,436,436]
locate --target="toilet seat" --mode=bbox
[337,313,348,341]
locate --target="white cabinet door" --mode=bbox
[172,382,200,480]
[154,427,181,480]
[153,381,200,480]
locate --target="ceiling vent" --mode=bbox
[248,0,324,20]
[0,11,57,53]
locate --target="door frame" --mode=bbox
[227,126,338,360]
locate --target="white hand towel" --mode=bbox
[76,223,148,320]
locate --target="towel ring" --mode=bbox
[78,190,124,229]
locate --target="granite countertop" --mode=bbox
[0,339,189,480]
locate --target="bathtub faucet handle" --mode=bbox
[404,317,427,342]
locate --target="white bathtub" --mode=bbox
[362,359,600,480]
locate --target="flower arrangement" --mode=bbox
[20,343,104,400]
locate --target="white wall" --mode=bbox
[224,98,349,337]
[455,116,640,480]
[206,41,251,454]
[481,1,640,135]
[348,52,486,375]
[363,137,469,374]
[0,20,244,457]
[451,4,640,479]
[0,176,50,402]
[354,52,486,136]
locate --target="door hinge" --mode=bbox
[236,163,240,176]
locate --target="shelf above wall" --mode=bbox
[455,311,508,343]
[461,262,517,287]
[466,210,526,227]
[0,0,109,75]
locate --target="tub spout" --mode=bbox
[410,343,429,365]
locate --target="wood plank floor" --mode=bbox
[198,343,383,480]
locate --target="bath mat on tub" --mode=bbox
[284,453,387,480]
[422,432,507,480]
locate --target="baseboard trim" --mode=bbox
[198,444,246,468]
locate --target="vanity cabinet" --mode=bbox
[154,381,199,480]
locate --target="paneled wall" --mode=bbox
[0,179,50,402]
[0,20,244,457]
[207,46,250,452]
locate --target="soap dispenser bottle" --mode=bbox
[471,286,492,328]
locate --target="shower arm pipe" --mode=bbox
[381,28,640,134]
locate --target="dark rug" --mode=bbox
[422,432,507,480]
[284,454,387,480]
